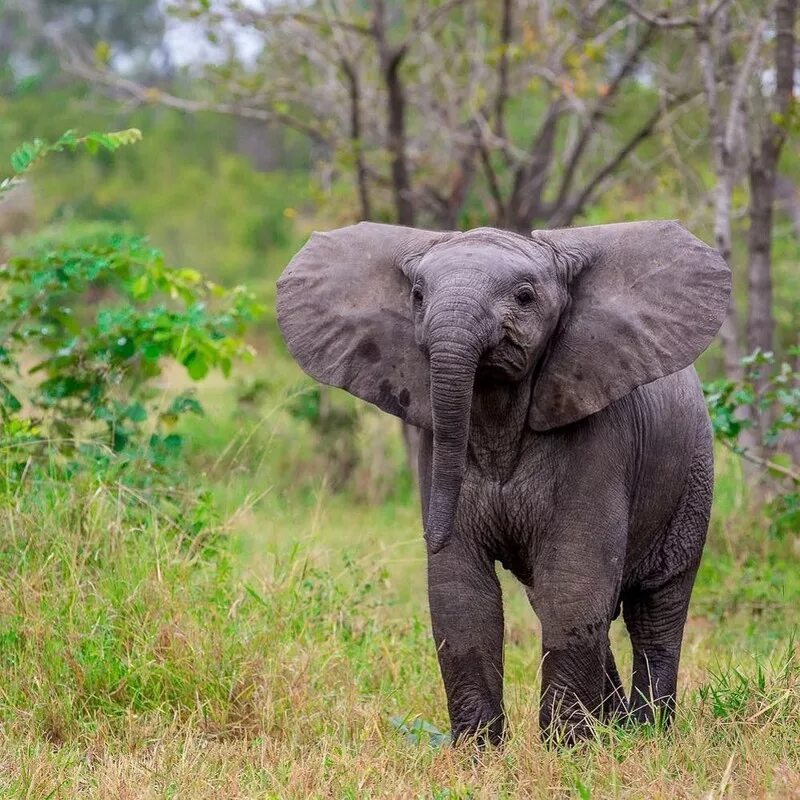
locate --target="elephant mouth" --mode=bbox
[476,337,529,382]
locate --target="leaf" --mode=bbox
[575,780,593,800]
[131,274,151,299]
[169,394,204,416]
[184,351,209,381]
[94,41,112,65]
[125,402,148,423]
[163,433,183,452]
[0,381,22,413]
[389,715,451,749]
[114,336,136,359]
[10,139,44,174]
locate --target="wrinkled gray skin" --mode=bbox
[277,220,730,745]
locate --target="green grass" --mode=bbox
[0,385,798,799]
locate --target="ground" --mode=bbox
[0,384,797,800]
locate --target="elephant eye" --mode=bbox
[515,287,535,307]
[412,286,424,305]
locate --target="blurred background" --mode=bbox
[0,1,798,796]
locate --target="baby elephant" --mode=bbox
[277,220,729,744]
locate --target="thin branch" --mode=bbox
[724,19,766,156]
[228,8,372,36]
[319,1,373,219]
[53,41,331,145]
[721,439,800,484]
[623,0,732,29]
[548,91,696,227]
[408,0,471,37]
[509,100,564,227]
[340,58,372,220]
[551,19,656,215]
[478,141,506,224]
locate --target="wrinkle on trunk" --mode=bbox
[425,320,485,554]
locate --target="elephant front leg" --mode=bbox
[532,550,624,744]
[427,543,505,746]
[602,639,628,722]
[537,626,609,745]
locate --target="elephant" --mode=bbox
[276,220,730,745]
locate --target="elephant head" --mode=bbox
[277,221,730,553]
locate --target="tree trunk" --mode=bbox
[744,0,796,461]
[746,157,776,359]
[745,156,776,456]
[384,50,414,226]
[710,170,746,381]
[341,58,372,221]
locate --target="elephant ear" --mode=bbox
[528,220,730,431]
[277,221,452,430]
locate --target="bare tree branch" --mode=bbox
[549,19,656,217]
[477,139,507,224]
[549,91,696,227]
[340,58,373,220]
[696,4,768,382]
[623,0,732,29]
[720,439,800,484]
[59,46,331,145]
[225,7,372,36]
[509,101,564,229]
[724,20,766,157]
[408,0,471,37]
[373,0,414,225]
[493,0,514,148]
[746,0,797,361]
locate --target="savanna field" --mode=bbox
[1,358,798,799]
[2,1,800,795]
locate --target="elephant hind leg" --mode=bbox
[624,429,712,726]
[622,569,697,726]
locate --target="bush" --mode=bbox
[704,348,800,537]
[0,131,263,498]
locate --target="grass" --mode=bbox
[0,385,798,799]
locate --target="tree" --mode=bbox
[50,1,693,232]
[42,0,799,479]
[628,0,798,465]
[46,0,700,480]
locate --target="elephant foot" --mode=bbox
[451,706,506,748]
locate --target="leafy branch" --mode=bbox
[0,128,142,196]
[704,349,800,537]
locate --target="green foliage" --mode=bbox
[697,646,797,724]
[704,348,800,538]
[389,715,452,748]
[0,132,263,492]
[287,384,363,492]
[0,128,142,196]
[704,348,800,454]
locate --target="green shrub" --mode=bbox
[0,131,263,499]
[704,348,800,537]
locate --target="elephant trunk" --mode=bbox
[425,305,489,554]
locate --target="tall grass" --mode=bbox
[0,391,797,798]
